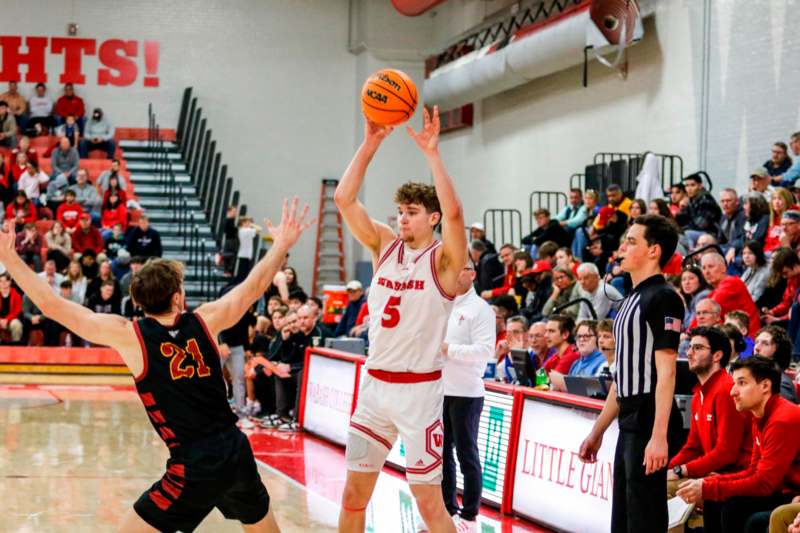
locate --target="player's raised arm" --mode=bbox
[334,120,398,259]
[407,106,467,284]
[0,221,136,355]
[196,197,313,336]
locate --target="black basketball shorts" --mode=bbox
[134,426,270,532]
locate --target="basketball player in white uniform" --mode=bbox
[335,107,467,533]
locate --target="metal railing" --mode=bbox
[568,173,585,191]
[146,99,221,304]
[174,87,248,243]
[528,191,568,234]
[682,244,724,268]
[554,297,597,320]
[483,208,523,248]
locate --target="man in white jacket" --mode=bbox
[439,262,496,531]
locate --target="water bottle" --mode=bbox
[535,368,548,388]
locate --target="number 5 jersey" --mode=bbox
[366,238,455,373]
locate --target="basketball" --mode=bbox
[360,68,418,126]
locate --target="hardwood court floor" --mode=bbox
[0,385,337,532]
[0,385,547,533]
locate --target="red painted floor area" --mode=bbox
[247,427,552,532]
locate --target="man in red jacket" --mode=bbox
[677,356,800,533]
[696,252,760,336]
[0,272,23,343]
[53,83,85,131]
[668,327,751,530]
[71,213,105,258]
[56,190,84,234]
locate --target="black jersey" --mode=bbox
[133,312,237,448]
[613,274,685,398]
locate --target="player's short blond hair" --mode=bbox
[394,181,441,215]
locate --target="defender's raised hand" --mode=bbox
[406,105,440,155]
[266,197,314,251]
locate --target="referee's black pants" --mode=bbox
[611,394,683,533]
[441,395,484,521]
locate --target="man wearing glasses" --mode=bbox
[567,321,606,377]
[780,211,800,252]
[668,327,751,529]
[765,142,793,180]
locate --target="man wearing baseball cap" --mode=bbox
[469,222,495,254]
[334,280,365,337]
[71,212,104,258]
[519,260,554,323]
[749,167,774,201]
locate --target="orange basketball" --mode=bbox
[360,69,418,127]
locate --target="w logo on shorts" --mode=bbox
[406,420,444,477]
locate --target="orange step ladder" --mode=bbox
[311,179,346,296]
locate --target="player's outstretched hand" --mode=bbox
[266,197,314,251]
[364,119,394,148]
[0,221,17,260]
[407,105,440,155]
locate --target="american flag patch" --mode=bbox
[664,317,682,332]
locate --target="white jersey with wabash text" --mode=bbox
[366,238,455,373]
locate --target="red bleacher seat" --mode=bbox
[115,127,176,142]
[29,136,58,158]
[87,150,109,160]
[29,135,55,149]
[28,330,44,347]
[28,330,69,347]
[35,220,54,235]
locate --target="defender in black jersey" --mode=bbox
[0,198,313,533]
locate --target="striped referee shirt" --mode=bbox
[613,274,684,398]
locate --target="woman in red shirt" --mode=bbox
[102,174,128,206]
[100,191,128,234]
[5,191,37,231]
[765,188,798,253]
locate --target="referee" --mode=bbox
[579,214,685,533]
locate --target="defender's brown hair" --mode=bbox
[394,181,441,215]
[130,259,184,314]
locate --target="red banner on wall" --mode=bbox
[0,36,160,87]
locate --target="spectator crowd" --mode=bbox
[0,81,160,346]
[458,132,800,532]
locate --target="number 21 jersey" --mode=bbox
[133,312,237,448]
[367,238,455,373]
